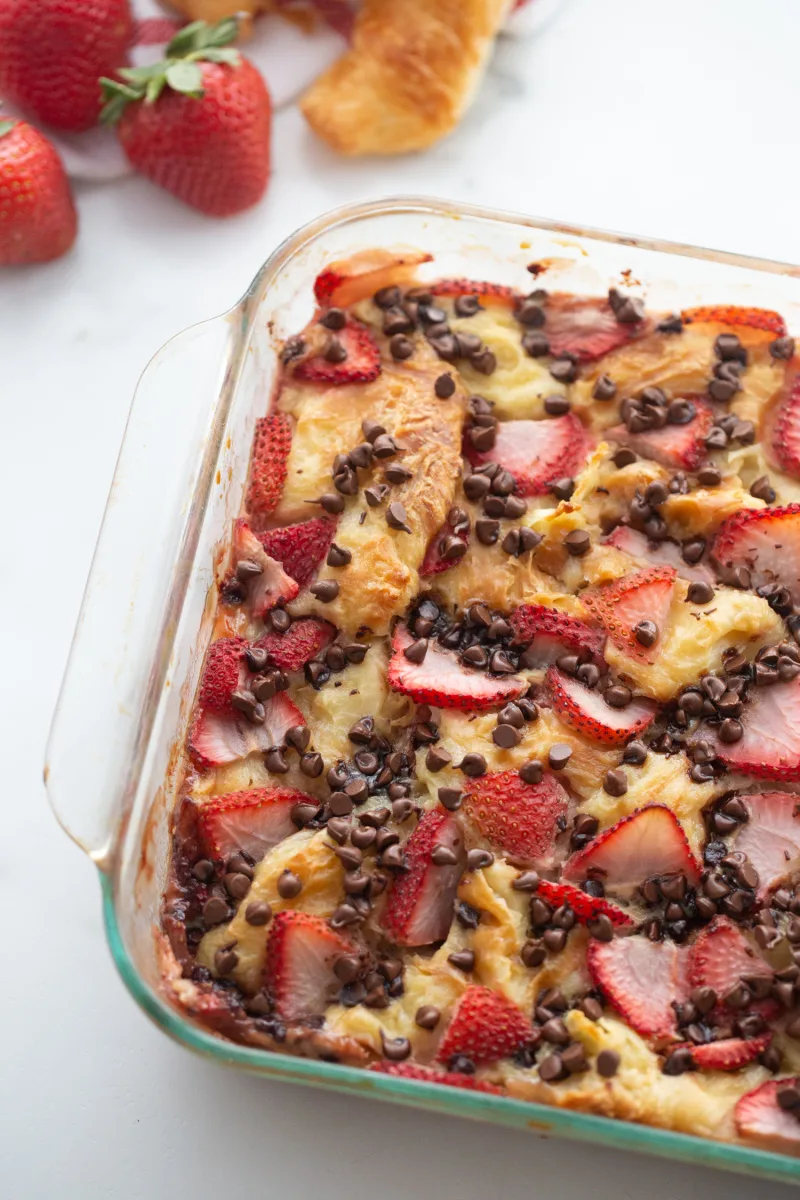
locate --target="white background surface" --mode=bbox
[4,0,800,1195]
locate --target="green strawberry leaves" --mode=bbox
[0,118,16,140]
[99,17,240,124]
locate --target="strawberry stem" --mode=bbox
[99,17,240,124]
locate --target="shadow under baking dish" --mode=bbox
[49,195,800,1186]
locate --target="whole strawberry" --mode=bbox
[0,0,133,132]
[101,19,271,217]
[0,119,77,266]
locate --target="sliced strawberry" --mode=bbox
[256,518,336,587]
[546,667,658,746]
[266,911,354,1022]
[714,671,800,783]
[313,249,432,308]
[388,625,526,711]
[431,278,519,307]
[732,791,800,898]
[436,986,531,1065]
[247,413,292,521]
[588,936,690,1042]
[198,637,247,713]
[681,1033,771,1072]
[195,787,305,862]
[370,1061,501,1093]
[713,504,800,606]
[188,693,303,771]
[543,294,642,361]
[564,805,701,890]
[232,519,299,619]
[688,917,771,998]
[607,398,714,471]
[509,604,605,667]
[420,519,470,577]
[462,770,568,864]
[381,810,464,947]
[294,317,380,386]
[580,566,676,665]
[465,414,591,497]
[605,527,716,585]
[771,374,800,479]
[681,305,787,336]
[534,879,633,927]
[735,1079,800,1151]
[255,619,334,671]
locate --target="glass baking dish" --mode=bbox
[45,196,800,1186]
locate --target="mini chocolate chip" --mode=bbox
[310,579,339,603]
[564,529,590,556]
[245,900,272,926]
[523,330,550,357]
[277,870,302,899]
[596,1049,620,1077]
[550,356,578,383]
[235,558,263,583]
[386,502,411,532]
[192,859,214,882]
[389,333,414,360]
[435,372,456,399]
[544,394,571,416]
[543,927,568,953]
[519,760,544,785]
[426,746,452,772]
[438,787,463,811]
[750,475,776,503]
[215,946,239,975]
[431,844,459,867]
[613,448,637,468]
[492,723,521,749]
[403,638,428,664]
[592,374,617,401]
[202,896,230,927]
[622,740,648,765]
[414,1005,442,1031]
[697,465,722,487]
[634,619,658,647]
[550,476,575,501]
[667,399,695,425]
[326,542,352,568]
[771,336,796,360]
[459,753,487,777]
[381,1033,411,1061]
[371,434,398,459]
[604,684,631,709]
[687,581,714,604]
[467,848,494,870]
[265,748,290,774]
[448,950,475,972]
[455,293,482,317]
[603,768,628,796]
[223,872,251,900]
[548,743,572,771]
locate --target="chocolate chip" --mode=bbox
[381,1033,411,1061]
[512,870,541,893]
[386,502,411,532]
[667,399,695,425]
[610,290,645,324]
[192,858,214,882]
[548,743,572,771]
[384,463,413,486]
[544,394,571,416]
[454,293,482,317]
[202,896,230,927]
[613,448,637,468]
[448,950,475,972]
[389,334,414,360]
[550,356,578,383]
[596,1049,620,1078]
[521,940,546,967]
[471,348,497,375]
[771,336,796,360]
[519,760,544,785]
[438,787,463,811]
[276,870,302,899]
[564,529,591,556]
[604,684,631,708]
[215,946,239,975]
[489,649,515,674]
[310,579,339,603]
[622,740,647,765]
[550,477,575,501]
[374,285,401,309]
[459,753,487,777]
[403,638,428,664]
[265,748,289,774]
[687,581,714,605]
[522,330,550,357]
[245,900,272,926]
[492,723,521,749]
[223,872,251,900]
[592,374,617,401]
[435,372,456,399]
[634,619,658,647]
[467,848,494,870]
[750,475,776,503]
[603,768,628,796]
[323,335,347,364]
[431,844,459,867]
[697,465,722,487]
[426,745,452,772]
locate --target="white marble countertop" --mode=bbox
[5,0,800,1195]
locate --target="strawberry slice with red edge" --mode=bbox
[420,518,470,577]
[679,1033,771,1072]
[681,305,787,336]
[294,317,381,386]
[370,1061,501,1093]
[607,397,714,471]
[771,374,800,479]
[312,249,432,308]
[188,692,303,771]
[431,278,520,307]
[255,619,334,671]
[713,504,800,607]
[533,879,633,928]
[436,986,532,1065]
[198,637,247,713]
[462,770,568,865]
[381,809,464,947]
[256,517,336,587]
[688,916,772,1000]
[713,670,800,783]
[735,1078,800,1151]
[465,414,592,497]
[587,935,690,1042]
[543,294,643,361]
[564,805,701,891]
[247,413,292,522]
[195,786,306,862]
[546,667,658,746]
[732,791,800,898]
[265,911,355,1022]
[388,624,526,711]
[605,526,716,585]
[509,604,605,667]
[231,519,299,618]
[580,566,676,665]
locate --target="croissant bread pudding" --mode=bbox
[161,248,800,1156]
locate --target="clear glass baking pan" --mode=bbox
[45,196,800,1185]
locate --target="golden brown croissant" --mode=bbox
[300,0,512,154]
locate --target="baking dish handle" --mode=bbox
[45,311,239,864]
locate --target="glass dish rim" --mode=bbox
[72,195,800,1184]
